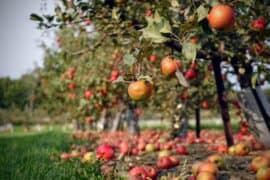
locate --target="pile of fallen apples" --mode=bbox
[59,130,270,179]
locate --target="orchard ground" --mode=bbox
[0,119,263,180]
[0,127,105,180]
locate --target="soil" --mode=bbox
[71,130,264,180]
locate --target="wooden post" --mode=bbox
[211,57,234,147]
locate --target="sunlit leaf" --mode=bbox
[205,0,220,6]
[197,5,209,22]
[123,53,136,66]
[175,70,189,87]
[112,7,121,21]
[182,42,199,60]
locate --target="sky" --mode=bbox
[0,0,55,79]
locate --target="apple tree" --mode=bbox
[31,0,270,146]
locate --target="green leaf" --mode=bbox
[160,19,172,34]
[113,76,124,83]
[252,73,259,88]
[78,2,90,10]
[44,15,54,23]
[197,5,209,22]
[112,7,121,21]
[138,75,152,82]
[79,99,88,107]
[141,24,168,43]
[205,0,220,6]
[123,53,136,66]
[30,14,43,22]
[175,70,189,87]
[171,0,180,8]
[182,42,198,60]
[141,11,171,43]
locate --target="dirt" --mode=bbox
[71,130,264,180]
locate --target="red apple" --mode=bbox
[84,90,93,99]
[119,141,129,155]
[96,144,115,161]
[129,167,148,179]
[176,145,189,155]
[111,70,119,77]
[82,20,91,26]
[169,156,180,167]
[149,55,158,62]
[131,148,139,155]
[60,152,70,160]
[251,17,267,31]
[138,142,146,151]
[190,62,196,69]
[201,101,210,109]
[145,166,158,179]
[157,156,173,169]
[68,83,76,90]
[185,69,196,80]
[188,175,196,180]
[110,76,118,82]
[217,144,228,154]
[145,9,152,17]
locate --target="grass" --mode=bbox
[141,123,240,133]
[0,130,105,180]
[0,122,240,180]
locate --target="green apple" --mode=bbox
[158,150,171,158]
[82,152,95,163]
[145,143,156,152]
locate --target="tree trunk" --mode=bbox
[212,57,234,147]
[171,102,189,138]
[237,87,270,147]
[195,107,201,138]
[111,110,125,132]
[231,58,270,147]
[125,102,140,135]
[98,109,110,131]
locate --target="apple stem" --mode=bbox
[211,56,234,147]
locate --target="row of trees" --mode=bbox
[31,0,270,146]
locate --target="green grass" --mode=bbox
[0,131,105,180]
[0,123,240,180]
[141,123,240,133]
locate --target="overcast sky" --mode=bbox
[0,0,55,79]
